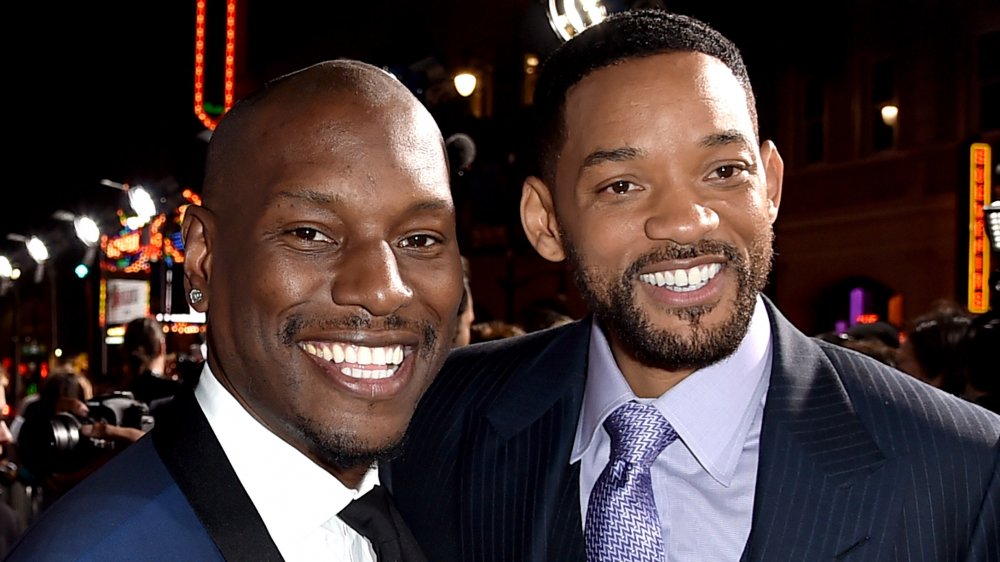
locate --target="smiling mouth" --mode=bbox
[299,342,408,380]
[638,263,723,292]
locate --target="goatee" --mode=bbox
[564,232,773,373]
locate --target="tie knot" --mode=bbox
[603,401,677,468]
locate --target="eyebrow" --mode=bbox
[269,189,453,214]
[699,129,754,150]
[581,146,647,170]
[405,199,453,214]
[270,189,336,205]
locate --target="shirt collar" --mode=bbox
[195,364,378,544]
[573,296,772,486]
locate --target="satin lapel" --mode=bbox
[152,389,284,561]
[742,300,888,561]
[466,320,589,562]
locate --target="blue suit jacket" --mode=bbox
[387,299,1000,561]
[4,390,284,561]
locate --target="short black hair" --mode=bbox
[532,9,757,184]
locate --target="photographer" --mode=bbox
[12,371,148,513]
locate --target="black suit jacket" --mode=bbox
[387,299,1000,561]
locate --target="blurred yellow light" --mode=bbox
[454,73,477,97]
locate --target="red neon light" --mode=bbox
[855,314,880,324]
[194,0,238,130]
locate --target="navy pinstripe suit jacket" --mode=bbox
[387,298,1000,561]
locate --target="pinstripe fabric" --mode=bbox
[387,298,1000,562]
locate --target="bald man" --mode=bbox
[6,59,463,562]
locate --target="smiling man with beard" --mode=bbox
[7,59,462,562]
[386,10,1000,562]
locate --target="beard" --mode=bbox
[563,230,773,374]
[277,312,445,472]
[298,420,407,472]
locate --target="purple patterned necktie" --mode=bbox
[585,401,678,562]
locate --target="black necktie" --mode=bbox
[337,484,428,562]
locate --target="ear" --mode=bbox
[760,140,784,224]
[181,205,214,312]
[520,176,566,262]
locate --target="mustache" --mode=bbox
[624,239,743,279]
[280,313,420,345]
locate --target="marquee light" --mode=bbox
[194,0,238,130]
[968,143,992,314]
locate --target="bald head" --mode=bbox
[203,59,433,207]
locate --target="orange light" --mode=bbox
[193,0,238,130]
[968,143,992,314]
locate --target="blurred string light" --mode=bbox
[194,0,238,130]
[547,0,607,41]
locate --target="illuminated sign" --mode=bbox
[968,143,992,314]
[194,0,238,130]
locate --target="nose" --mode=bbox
[643,187,719,244]
[330,240,413,317]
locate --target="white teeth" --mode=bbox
[639,262,723,292]
[339,367,394,380]
[299,342,407,381]
[675,269,688,286]
[357,346,372,365]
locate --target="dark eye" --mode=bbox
[711,164,747,180]
[289,227,333,243]
[399,234,441,248]
[602,180,638,195]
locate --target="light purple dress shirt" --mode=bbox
[573,296,772,561]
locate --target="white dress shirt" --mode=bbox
[574,296,772,561]
[196,365,379,562]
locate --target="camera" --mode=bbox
[16,391,154,476]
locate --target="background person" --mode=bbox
[6,59,463,561]
[122,316,183,417]
[387,10,1000,562]
[895,300,972,396]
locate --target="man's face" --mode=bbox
[186,91,463,472]
[524,52,782,390]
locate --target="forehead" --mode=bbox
[234,93,450,204]
[561,52,754,148]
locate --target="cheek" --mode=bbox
[406,264,464,324]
